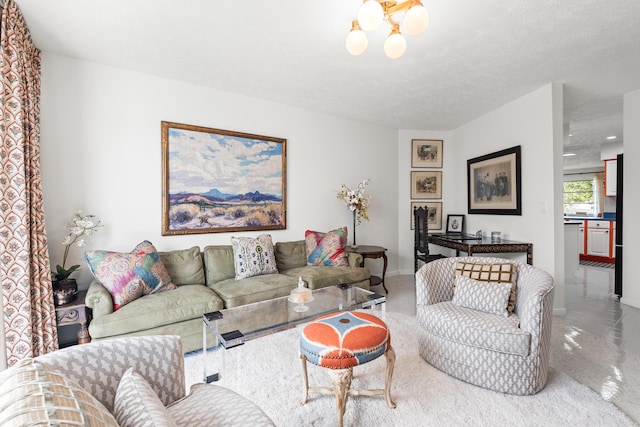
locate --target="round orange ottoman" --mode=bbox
[299,311,396,427]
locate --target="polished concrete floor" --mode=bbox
[383,264,640,423]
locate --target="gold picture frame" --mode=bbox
[410,171,442,199]
[411,139,443,168]
[411,202,443,230]
[161,121,287,235]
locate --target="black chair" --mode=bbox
[414,206,447,272]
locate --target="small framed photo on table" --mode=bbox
[446,214,465,233]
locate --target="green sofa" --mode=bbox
[85,240,370,352]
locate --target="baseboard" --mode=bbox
[620,297,640,310]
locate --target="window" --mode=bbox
[563,180,594,215]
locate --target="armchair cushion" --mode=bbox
[452,275,511,317]
[114,368,177,427]
[455,261,517,313]
[0,358,118,427]
[420,301,530,356]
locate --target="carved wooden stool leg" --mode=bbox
[299,353,309,404]
[327,368,352,427]
[384,345,397,409]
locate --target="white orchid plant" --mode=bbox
[52,211,102,282]
[337,179,371,224]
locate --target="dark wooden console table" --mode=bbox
[427,235,533,265]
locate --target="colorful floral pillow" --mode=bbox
[305,227,349,267]
[230,234,279,280]
[84,241,176,310]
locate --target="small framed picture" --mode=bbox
[410,171,442,199]
[412,139,443,168]
[411,202,443,230]
[446,214,465,233]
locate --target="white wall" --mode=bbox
[39,53,399,288]
[399,84,565,313]
[622,88,640,308]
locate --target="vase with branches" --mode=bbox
[337,179,371,248]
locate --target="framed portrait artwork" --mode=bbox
[410,171,442,199]
[411,139,443,168]
[467,145,522,215]
[410,202,443,230]
[446,214,465,233]
[161,121,287,235]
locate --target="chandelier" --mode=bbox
[345,0,429,59]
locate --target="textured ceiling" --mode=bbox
[15,0,640,171]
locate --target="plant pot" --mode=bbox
[53,279,78,306]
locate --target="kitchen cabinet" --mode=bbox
[605,159,617,196]
[578,225,585,254]
[587,228,610,256]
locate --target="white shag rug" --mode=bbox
[184,311,635,426]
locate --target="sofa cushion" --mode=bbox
[159,246,204,286]
[114,368,177,427]
[418,301,530,356]
[209,274,298,308]
[455,261,517,313]
[89,285,223,339]
[282,266,370,290]
[305,227,349,267]
[274,240,307,271]
[85,240,176,310]
[452,275,511,317]
[0,358,118,427]
[231,234,279,280]
[203,245,236,285]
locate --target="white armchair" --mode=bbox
[0,336,274,426]
[415,257,554,395]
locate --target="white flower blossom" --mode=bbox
[53,211,103,282]
[337,179,371,224]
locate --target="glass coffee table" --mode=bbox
[202,284,386,383]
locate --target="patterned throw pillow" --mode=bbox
[455,261,517,313]
[85,240,176,310]
[230,234,279,280]
[305,227,349,267]
[0,358,118,427]
[114,368,178,427]
[452,275,512,317]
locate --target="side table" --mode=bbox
[345,245,389,293]
[55,289,91,346]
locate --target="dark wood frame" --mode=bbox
[161,121,287,235]
[467,145,521,215]
[411,139,443,168]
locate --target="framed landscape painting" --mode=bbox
[161,121,287,235]
[467,145,521,215]
[411,139,443,168]
[410,202,442,230]
[411,171,442,199]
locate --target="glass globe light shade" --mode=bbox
[358,0,384,31]
[346,28,368,55]
[403,4,429,35]
[384,31,407,59]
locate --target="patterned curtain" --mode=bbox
[0,0,58,368]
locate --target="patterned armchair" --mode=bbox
[0,336,274,426]
[415,257,554,395]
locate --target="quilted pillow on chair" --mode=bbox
[85,240,176,310]
[230,234,279,280]
[452,275,512,317]
[455,261,517,313]
[305,227,349,267]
